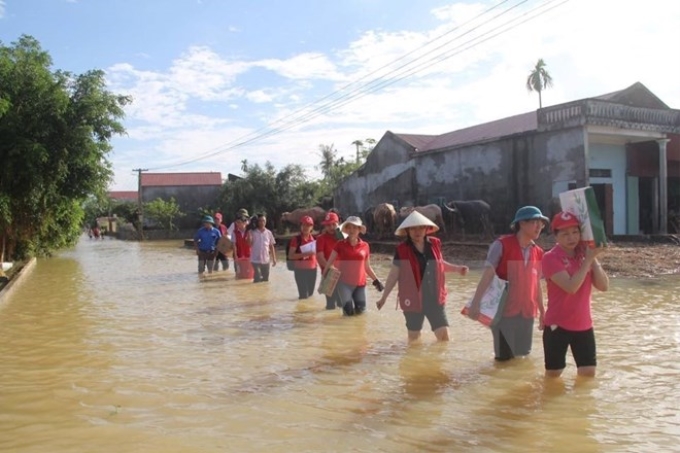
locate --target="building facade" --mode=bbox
[334,83,680,235]
[140,172,223,229]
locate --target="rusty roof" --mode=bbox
[392,82,668,153]
[140,172,223,187]
[395,133,438,150]
[395,111,537,153]
[108,191,138,200]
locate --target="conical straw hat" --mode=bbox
[395,211,438,237]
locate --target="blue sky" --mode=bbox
[2,0,679,190]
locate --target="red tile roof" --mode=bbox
[140,172,223,187]
[108,191,138,201]
[395,111,537,153]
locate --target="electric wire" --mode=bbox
[145,0,568,171]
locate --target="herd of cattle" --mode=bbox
[280,200,494,239]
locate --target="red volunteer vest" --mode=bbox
[496,235,543,318]
[234,229,251,258]
[395,237,447,313]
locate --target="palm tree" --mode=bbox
[317,144,337,180]
[526,58,553,109]
[351,140,363,163]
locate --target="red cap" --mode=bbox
[300,215,314,226]
[321,212,339,225]
[551,211,580,232]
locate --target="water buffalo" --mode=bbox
[443,200,493,239]
[281,207,326,231]
[398,204,446,234]
[373,203,397,239]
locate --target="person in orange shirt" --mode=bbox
[212,212,230,272]
[288,216,318,299]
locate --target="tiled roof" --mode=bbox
[140,172,223,187]
[395,111,537,153]
[593,82,668,109]
[108,191,138,200]
[395,134,438,150]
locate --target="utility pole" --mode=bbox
[133,168,148,241]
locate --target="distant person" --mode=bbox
[213,212,230,271]
[288,216,318,299]
[247,213,277,283]
[194,215,221,278]
[315,211,343,309]
[228,208,249,240]
[542,211,609,378]
[376,211,468,342]
[468,206,547,361]
[323,216,382,316]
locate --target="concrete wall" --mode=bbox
[142,185,221,229]
[334,127,588,233]
[335,132,415,215]
[539,127,588,217]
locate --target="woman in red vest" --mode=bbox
[376,211,468,342]
[288,216,318,299]
[315,212,343,309]
[468,206,548,361]
[231,214,252,278]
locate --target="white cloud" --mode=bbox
[108,0,680,189]
[0,0,5,17]
[255,52,341,80]
[246,90,273,103]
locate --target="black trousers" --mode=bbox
[294,268,317,299]
[252,262,271,282]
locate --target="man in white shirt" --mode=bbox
[247,214,277,282]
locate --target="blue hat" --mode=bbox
[511,206,549,227]
[201,215,215,225]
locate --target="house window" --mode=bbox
[589,168,612,178]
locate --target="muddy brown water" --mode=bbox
[0,237,678,452]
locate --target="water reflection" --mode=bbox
[0,237,678,452]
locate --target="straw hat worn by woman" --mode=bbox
[376,211,468,342]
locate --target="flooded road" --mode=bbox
[0,237,678,452]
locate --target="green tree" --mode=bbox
[217,161,319,231]
[0,35,131,259]
[316,143,366,200]
[526,58,553,109]
[144,197,184,231]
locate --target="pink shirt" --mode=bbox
[542,246,594,331]
[250,228,276,264]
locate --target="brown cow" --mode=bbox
[281,207,326,230]
[398,204,446,234]
[372,203,397,239]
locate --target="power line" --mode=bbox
[146,0,529,171]
[147,0,516,171]
[147,0,568,171]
